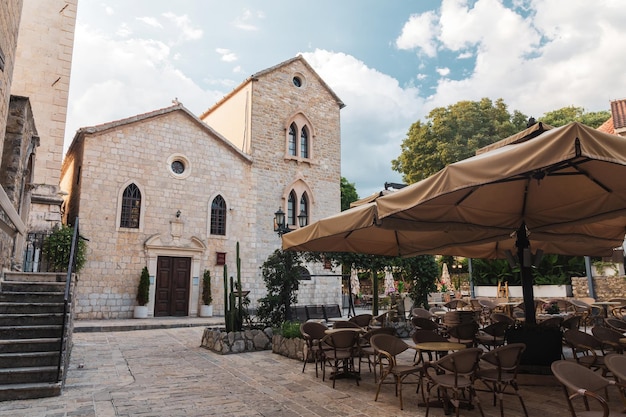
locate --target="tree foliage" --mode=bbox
[390,256,439,309]
[539,106,610,128]
[136,267,150,306]
[257,249,303,327]
[392,98,527,183]
[42,224,87,272]
[340,177,359,211]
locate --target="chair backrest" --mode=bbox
[478,299,497,310]
[300,321,328,343]
[561,314,581,330]
[490,312,515,326]
[323,304,342,320]
[411,316,439,331]
[447,322,479,341]
[333,320,362,329]
[605,353,626,383]
[481,321,510,337]
[434,347,483,376]
[370,333,410,358]
[564,328,603,351]
[538,316,563,328]
[480,343,525,373]
[362,326,396,342]
[291,306,308,322]
[412,307,433,318]
[604,317,626,332]
[591,325,624,345]
[469,298,483,311]
[551,359,612,397]
[444,299,467,310]
[348,313,372,328]
[305,305,326,320]
[412,329,447,344]
[324,329,360,349]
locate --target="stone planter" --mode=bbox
[271,334,305,361]
[133,306,148,319]
[506,325,562,374]
[199,305,213,317]
[201,327,272,354]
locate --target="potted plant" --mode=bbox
[134,267,150,318]
[200,269,213,317]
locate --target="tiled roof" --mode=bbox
[596,116,615,134]
[611,99,626,129]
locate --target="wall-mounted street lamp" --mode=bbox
[274,208,307,236]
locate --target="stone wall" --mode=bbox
[271,334,305,361]
[572,275,626,300]
[200,327,272,354]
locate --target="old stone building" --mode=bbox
[0,0,77,272]
[61,56,345,319]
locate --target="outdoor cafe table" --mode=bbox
[497,301,519,316]
[593,301,621,317]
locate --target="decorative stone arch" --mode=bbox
[281,176,315,227]
[206,192,229,239]
[283,111,316,161]
[116,180,146,232]
[143,234,207,317]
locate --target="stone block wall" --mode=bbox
[201,327,272,354]
[572,275,626,300]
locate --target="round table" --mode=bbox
[413,341,466,364]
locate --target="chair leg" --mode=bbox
[511,381,529,417]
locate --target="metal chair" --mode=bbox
[370,333,423,410]
[320,329,361,388]
[551,359,622,417]
[476,321,510,351]
[592,325,625,354]
[348,313,372,328]
[412,307,434,319]
[412,329,448,363]
[563,329,608,378]
[357,327,396,382]
[423,347,485,417]
[476,343,528,417]
[447,321,479,347]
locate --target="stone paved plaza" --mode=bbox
[0,323,622,417]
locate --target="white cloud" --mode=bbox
[136,16,162,28]
[395,11,439,57]
[162,12,203,41]
[436,67,450,77]
[233,8,261,31]
[216,48,238,63]
[302,50,423,196]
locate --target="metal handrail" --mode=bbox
[57,217,79,381]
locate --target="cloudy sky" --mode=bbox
[66,0,626,199]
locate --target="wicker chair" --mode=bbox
[370,333,423,410]
[357,326,396,382]
[476,321,510,351]
[423,347,485,417]
[300,321,328,377]
[476,343,528,417]
[320,329,361,388]
[348,313,373,329]
[591,325,625,354]
[563,329,608,378]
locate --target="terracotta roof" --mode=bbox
[611,99,626,130]
[596,116,615,134]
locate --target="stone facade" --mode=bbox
[11,0,77,233]
[61,57,345,319]
[200,327,272,354]
[572,275,626,301]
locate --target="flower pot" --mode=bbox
[200,304,213,317]
[133,305,149,319]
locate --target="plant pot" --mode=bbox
[200,304,213,317]
[133,305,149,319]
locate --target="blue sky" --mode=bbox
[66,0,626,199]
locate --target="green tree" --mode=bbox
[340,176,359,211]
[257,249,303,327]
[392,98,527,183]
[539,106,610,128]
[391,255,438,309]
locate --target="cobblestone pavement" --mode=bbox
[0,324,622,417]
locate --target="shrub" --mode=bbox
[202,270,212,305]
[279,321,302,339]
[42,224,87,272]
[136,267,150,306]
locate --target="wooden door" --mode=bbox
[154,256,190,316]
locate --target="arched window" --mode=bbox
[287,191,297,226]
[210,195,227,235]
[299,193,309,226]
[300,126,309,158]
[296,266,311,281]
[120,183,141,228]
[288,123,297,156]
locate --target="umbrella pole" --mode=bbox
[516,223,537,325]
[346,271,355,318]
[372,267,379,316]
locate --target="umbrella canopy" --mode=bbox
[283,122,626,323]
[350,269,360,295]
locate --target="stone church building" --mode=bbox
[61,56,345,319]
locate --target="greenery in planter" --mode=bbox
[42,224,87,272]
[472,255,585,286]
[202,270,212,305]
[277,321,302,339]
[136,267,150,306]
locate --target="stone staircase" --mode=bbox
[0,272,75,401]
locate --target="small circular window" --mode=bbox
[171,160,185,174]
[167,154,191,179]
[293,76,302,87]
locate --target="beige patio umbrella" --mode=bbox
[383,269,395,294]
[284,122,626,324]
[349,269,360,296]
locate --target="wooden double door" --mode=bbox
[154,256,190,316]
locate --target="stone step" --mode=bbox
[0,325,63,340]
[2,272,67,283]
[0,382,61,401]
[0,313,66,327]
[0,303,65,314]
[0,338,62,353]
[1,281,66,293]
[0,292,65,303]
[0,366,58,384]
[0,351,60,368]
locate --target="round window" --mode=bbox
[171,160,185,174]
[293,76,302,87]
